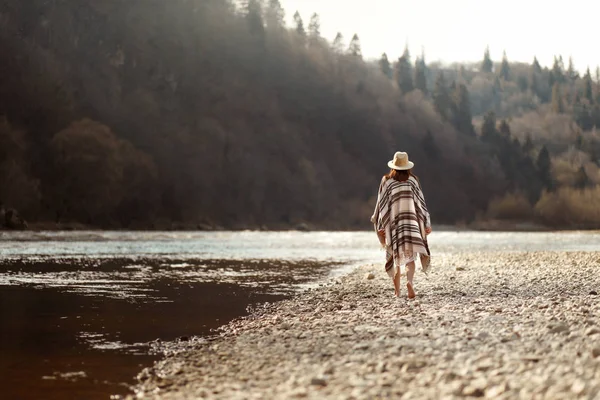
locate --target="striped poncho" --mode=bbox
[371,175,431,278]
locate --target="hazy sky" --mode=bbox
[281,0,596,73]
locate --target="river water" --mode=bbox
[1,230,599,399]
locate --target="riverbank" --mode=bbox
[2,221,556,232]
[130,251,600,399]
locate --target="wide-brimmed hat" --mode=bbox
[387,151,414,170]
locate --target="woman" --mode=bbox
[371,151,432,299]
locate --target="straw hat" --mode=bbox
[387,151,414,170]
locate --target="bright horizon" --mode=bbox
[281,0,598,74]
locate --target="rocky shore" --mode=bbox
[130,252,600,399]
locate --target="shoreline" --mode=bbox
[128,251,600,399]
[5,222,600,233]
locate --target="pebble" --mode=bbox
[130,252,600,400]
[310,377,327,386]
[585,327,600,336]
[547,323,569,334]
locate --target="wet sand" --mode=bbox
[131,251,600,399]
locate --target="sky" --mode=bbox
[281,0,597,73]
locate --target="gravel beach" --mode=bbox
[131,251,600,399]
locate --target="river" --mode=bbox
[1,230,599,399]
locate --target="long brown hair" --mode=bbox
[385,168,418,182]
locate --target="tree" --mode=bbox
[293,11,305,37]
[347,34,362,58]
[481,111,497,142]
[245,0,264,36]
[433,72,451,120]
[574,166,591,189]
[414,57,427,94]
[307,13,320,38]
[379,53,393,79]
[529,70,539,96]
[421,130,440,159]
[536,145,554,191]
[551,83,564,113]
[50,119,140,223]
[481,46,493,73]
[532,56,542,74]
[265,0,285,28]
[567,57,579,81]
[452,84,475,136]
[396,46,413,93]
[332,32,344,53]
[573,96,593,130]
[522,134,534,155]
[499,51,510,80]
[552,56,565,84]
[499,119,511,137]
[584,67,594,103]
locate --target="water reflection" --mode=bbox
[0,257,336,400]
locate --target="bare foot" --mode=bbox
[407,282,415,299]
[394,273,401,298]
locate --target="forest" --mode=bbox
[0,0,598,230]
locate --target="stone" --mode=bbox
[589,290,598,295]
[585,327,600,336]
[547,323,569,334]
[462,386,485,397]
[571,379,586,395]
[485,383,508,398]
[592,347,600,358]
[310,377,327,386]
[456,267,466,271]
[365,273,375,280]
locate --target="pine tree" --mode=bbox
[332,32,344,53]
[532,56,542,74]
[293,11,305,37]
[481,46,493,73]
[529,70,539,96]
[422,130,440,159]
[308,13,320,38]
[481,111,497,142]
[551,83,564,113]
[552,56,565,84]
[433,72,451,120]
[574,166,590,189]
[265,0,285,28]
[517,75,529,92]
[348,34,362,58]
[584,67,594,103]
[523,134,534,154]
[452,84,475,136]
[379,53,393,79]
[499,50,510,80]
[567,57,579,81]
[536,145,554,191]
[499,119,511,137]
[396,46,413,93]
[414,57,427,94]
[245,0,264,36]
[548,71,556,88]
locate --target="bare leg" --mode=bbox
[406,261,416,299]
[393,268,401,297]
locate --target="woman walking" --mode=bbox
[371,151,432,299]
